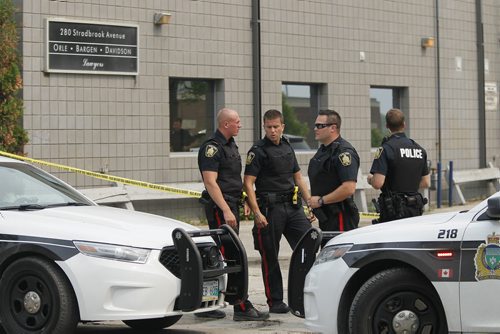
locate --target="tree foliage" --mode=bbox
[371,127,386,148]
[0,0,28,154]
[282,93,308,137]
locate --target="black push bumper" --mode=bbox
[172,224,248,311]
[288,227,341,317]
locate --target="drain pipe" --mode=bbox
[251,0,262,142]
[435,0,442,170]
[476,0,487,168]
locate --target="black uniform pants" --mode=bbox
[314,202,359,232]
[252,201,311,307]
[205,201,254,312]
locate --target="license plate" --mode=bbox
[202,280,219,301]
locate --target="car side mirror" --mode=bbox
[486,197,500,219]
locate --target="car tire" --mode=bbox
[123,315,182,331]
[0,257,79,334]
[349,267,447,334]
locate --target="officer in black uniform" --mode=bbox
[368,108,430,223]
[244,109,312,315]
[307,109,360,231]
[198,108,269,321]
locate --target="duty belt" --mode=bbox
[223,193,242,205]
[200,190,244,206]
[257,191,294,205]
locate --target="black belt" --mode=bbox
[223,193,242,205]
[257,192,293,204]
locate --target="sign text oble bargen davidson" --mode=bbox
[46,19,138,75]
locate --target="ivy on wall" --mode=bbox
[0,0,28,154]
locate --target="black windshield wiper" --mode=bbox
[46,202,90,208]
[0,204,47,211]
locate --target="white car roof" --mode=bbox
[0,156,25,163]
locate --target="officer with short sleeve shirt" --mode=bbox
[307,109,360,231]
[197,108,269,321]
[244,109,312,315]
[368,108,430,223]
[198,130,243,227]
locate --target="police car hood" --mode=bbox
[0,205,212,249]
[326,211,462,246]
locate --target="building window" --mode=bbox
[169,78,222,153]
[282,83,326,150]
[370,87,407,148]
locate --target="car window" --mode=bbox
[285,134,312,151]
[0,163,93,208]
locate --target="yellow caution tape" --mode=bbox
[0,150,383,218]
[303,205,379,219]
[360,211,380,219]
[0,151,202,198]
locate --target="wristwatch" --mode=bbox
[318,196,324,207]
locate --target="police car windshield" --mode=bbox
[0,162,94,209]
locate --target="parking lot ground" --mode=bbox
[75,261,312,333]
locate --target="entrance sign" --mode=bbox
[46,19,138,75]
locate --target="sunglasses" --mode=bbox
[314,123,335,129]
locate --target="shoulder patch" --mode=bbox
[374,147,383,159]
[246,152,255,165]
[205,144,218,158]
[339,152,352,166]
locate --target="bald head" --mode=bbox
[217,108,241,139]
[217,108,238,126]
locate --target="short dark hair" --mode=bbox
[263,109,284,124]
[385,108,405,132]
[318,109,341,129]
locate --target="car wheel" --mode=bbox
[0,257,79,334]
[349,267,447,334]
[123,315,182,331]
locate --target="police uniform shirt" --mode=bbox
[308,137,359,196]
[370,132,429,193]
[244,136,300,194]
[198,129,242,197]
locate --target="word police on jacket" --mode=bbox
[400,148,423,159]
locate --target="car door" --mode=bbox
[460,209,500,332]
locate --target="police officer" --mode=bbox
[197,108,269,321]
[244,109,312,314]
[367,108,430,223]
[307,109,360,231]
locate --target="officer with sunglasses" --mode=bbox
[307,109,360,231]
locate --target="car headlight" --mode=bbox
[74,241,151,264]
[314,244,353,265]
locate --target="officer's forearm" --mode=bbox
[419,174,431,189]
[294,172,311,201]
[243,177,261,215]
[323,181,356,204]
[204,180,231,213]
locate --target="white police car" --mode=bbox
[289,191,500,334]
[0,156,248,334]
